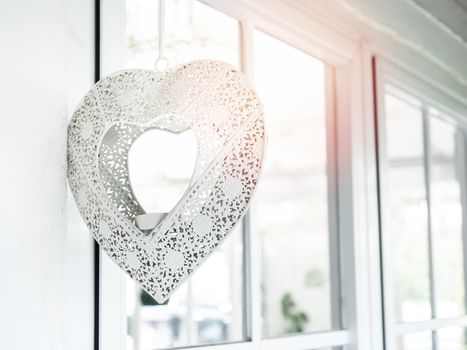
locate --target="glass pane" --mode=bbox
[254,30,339,338]
[398,331,433,350]
[384,92,431,322]
[437,326,467,350]
[126,0,238,69]
[430,115,465,318]
[124,1,243,348]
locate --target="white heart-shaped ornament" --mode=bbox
[67,60,265,303]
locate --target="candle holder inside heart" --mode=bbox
[99,122,197,234]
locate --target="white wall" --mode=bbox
[0,0,94,349]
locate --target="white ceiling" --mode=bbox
[288,0,467,104]
[413,0,467,41]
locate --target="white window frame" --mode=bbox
[98,1,384,349]
[374,56,467,350]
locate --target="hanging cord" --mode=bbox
[155,0,169,71]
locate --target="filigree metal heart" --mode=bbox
[67,60,265,303]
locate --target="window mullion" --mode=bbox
[325,64,342,331]
[395,315,467,335]
[422,107,438,349]
[455,129,467,322]
[239,18,261,347]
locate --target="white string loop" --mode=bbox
[155,0,168,71]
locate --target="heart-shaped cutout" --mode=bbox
[127,127,197,221]
[67,60,265,303]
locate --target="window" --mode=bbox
[378,83,467,349]
[102,1,467,350]
[399,331,433,350]
[437,326,467,349]
[383,93,430,323]
[124,1,243,348]
[100,1,352,349]
[254,30,340,337]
